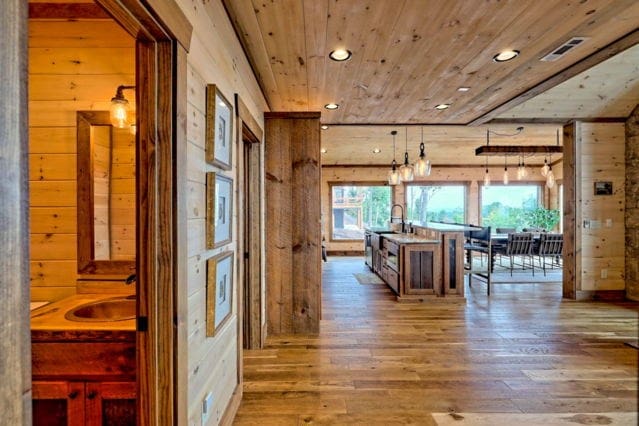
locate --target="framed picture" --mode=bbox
[206,251,234,337]
[205,84,233,170]
[206,172,233,249]
[594,181,613,196]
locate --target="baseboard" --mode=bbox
[575,290,627,301]
[326,250,364,256]
[219,383,242,426]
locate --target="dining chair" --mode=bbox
[536,233,563,276]
[494,232,534,276]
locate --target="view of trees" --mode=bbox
[481,186,560,231]
[406,186,465,224]
[332,186,390,239]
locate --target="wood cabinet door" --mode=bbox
[85,382,136,426]
[402,244,442,295]
[33,381,85,426]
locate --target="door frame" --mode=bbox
[235,95,265,351]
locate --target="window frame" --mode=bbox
[328,181,392,242]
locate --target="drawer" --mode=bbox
[385,267,399,294]
[383,239,399,254]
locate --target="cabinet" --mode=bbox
[403,244,442,296]
[33,381,135,426]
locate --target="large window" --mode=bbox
[481,184,541,229]
[406,185,465,224]
[331,185,391,240]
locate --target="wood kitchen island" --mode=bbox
[366,222,480,302]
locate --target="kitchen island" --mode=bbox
[366,222,481,302]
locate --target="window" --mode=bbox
[406,185,466,224]
[331,185,391,240]
[481,184,541,229]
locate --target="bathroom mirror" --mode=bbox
[77,111,136,275]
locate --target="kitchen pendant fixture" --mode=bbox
[388,131,400,186]
[413,127,431,177]
[484,156,491,186]
[398,128,414,182]
[546,154,555,188]
[520,156,528,178]
[503,156,509,185]
[540,157,549,177]
[110,85,135,128]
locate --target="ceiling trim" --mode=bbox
[469,28,639,126]
[28,3,111,19]
[489,117,628,125]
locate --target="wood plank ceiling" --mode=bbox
[223,0,639,125]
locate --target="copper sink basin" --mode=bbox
[64,296,136,322]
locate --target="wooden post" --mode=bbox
[265,112,321,334]
[625,105,639,301]
[0,0,31,423]
[562,122,579,299]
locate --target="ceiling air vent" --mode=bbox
[540,37,588,62]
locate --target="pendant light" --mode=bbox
[110,85,135,128]
[546,154,555,188]
[388,131,400,186]
[503,156,509,185]
[414,127,431,177]
[540,156,549,177]
[484,156,491,186]
[516,157,523,180]
[521,156,528,178]
[398,128,414,182]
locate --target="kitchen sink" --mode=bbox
[64,296,136,322]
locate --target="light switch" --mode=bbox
[202,392,214,424]
[605,218,613,228]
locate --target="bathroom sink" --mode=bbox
[64,296,136,322]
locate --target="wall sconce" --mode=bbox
[110,85,135,129]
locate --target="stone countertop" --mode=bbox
[30,293,136,334]
[365,227,395,233]
[382,234,441,245]
[412,221,483,232]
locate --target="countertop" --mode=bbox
[382,233,440,245]
[31,293,136,333]
[412,221,483,232]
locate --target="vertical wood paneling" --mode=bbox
[562,123,578,299]
[266,112,321,334]
[28,19,135,300]
[0,0,30,422]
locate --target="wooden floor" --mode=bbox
[234,257,639,425]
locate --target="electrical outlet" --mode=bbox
[601,269,608,279]
[605,218,612,228]
[202,392,214,424]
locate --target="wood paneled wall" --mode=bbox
[565,122,626,296]
[322,165,551,252]
[580,123,626,291]
[28,18,135,302]
[175,0,268,422]
[265,112,321,335]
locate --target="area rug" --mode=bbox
[353,272,385,285]
[468,258,562,283]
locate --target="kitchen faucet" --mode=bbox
[390,204,405,233]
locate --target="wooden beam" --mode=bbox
[489,117,627,125]
[562,122,578,299]
[469,29,639,126]
[0,0,30,423]
[475,145,563,156]
[29,3,111,19]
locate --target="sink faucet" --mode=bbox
[390,204,405,233]
[125,274,136,285]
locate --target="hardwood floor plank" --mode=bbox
[234,257,639,424]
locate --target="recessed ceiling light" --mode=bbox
[329,49,352,61]
[320,148,327,154]
[457,87,470,92]
[435,103,451,110]
[372,148,381,154]
[324,103,339,110]
[321,125,329,130]
[493,50,520,62]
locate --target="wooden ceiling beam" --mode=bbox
[475,145,563,156]
[469,28,639,126]
[29,3,111,19]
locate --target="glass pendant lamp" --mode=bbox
[388,131,400,186]
[413,127,431,177]
[503,156,509,185]
[398,128,414,181]
[484,157,491,186]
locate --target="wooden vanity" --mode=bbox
[367,222,473,302]
[31,295,136,425]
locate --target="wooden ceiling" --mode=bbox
[223,0,639,125]
[320,124,562,166]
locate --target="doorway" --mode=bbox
[240,122,264,349]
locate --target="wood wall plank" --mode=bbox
[265,112,321,334]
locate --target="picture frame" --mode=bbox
[594,181,613,196]
[206,172,233,249]
[206,251,234,337]
[205,84,233,170]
